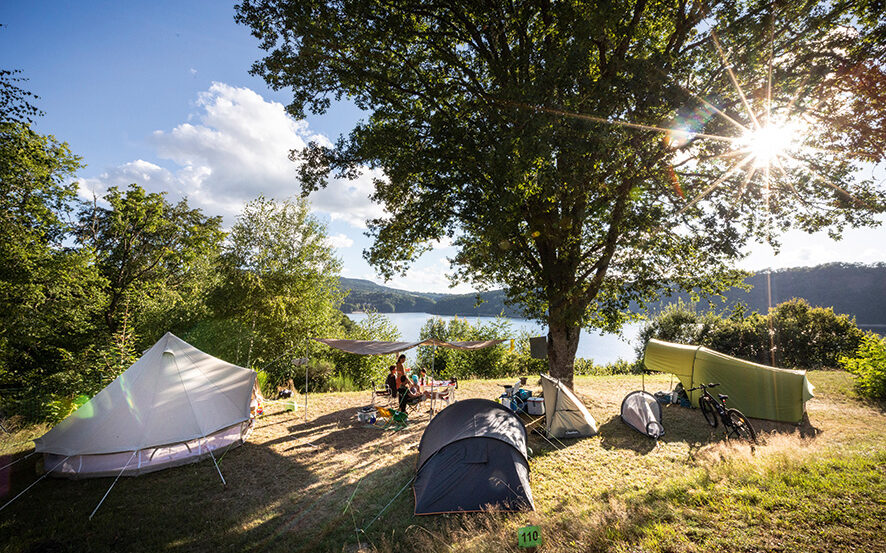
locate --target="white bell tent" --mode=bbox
[35,332,257,480]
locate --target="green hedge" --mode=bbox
[840,333,886,399]
[638,298,866,369]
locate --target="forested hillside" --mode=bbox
[340,263,886,323]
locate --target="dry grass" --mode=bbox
[1,372,885,552]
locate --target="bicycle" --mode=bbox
[687,383,757,443]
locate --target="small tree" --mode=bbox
[0,122,107,412]
[211,196,345,384]
[840,333,886,400]
[417,316,514,379]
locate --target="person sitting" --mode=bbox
[398,375,424,412]
[384,365,398,397]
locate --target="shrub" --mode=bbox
[256,370,271,397]
[840,333,886,399]
[292,359,335,393]
[638,299,865,369]
[324,374,359,392]
[417,316,515,379]
[574,358,642,376]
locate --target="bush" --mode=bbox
[256,370,271,397]
[840,333,886,399]
[638,298,865,369]
[574,358,642,376]
[417,316,516,379]
[324,374,359,392]
[293,359,335,393]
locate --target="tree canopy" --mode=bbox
[237,0,886,385]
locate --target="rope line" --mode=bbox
[89,450,138,520]
[0,455,70,514]
[361,475,415,533]
[171,355,227,487]
[0,451,35,472]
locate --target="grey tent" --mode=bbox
[620,391,665,438]
[540,374,598,439]
[35,332,256,478]
[414,399,534,514]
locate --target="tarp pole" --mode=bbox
[304,354,309,424]
[89,450,138,519]
[430,344,437,415]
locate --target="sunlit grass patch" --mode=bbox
[0,371,884,552]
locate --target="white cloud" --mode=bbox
[740,225,886,271]
[431,235,454,249]
[85,82,385,227]
[78,159,176,202]
[326,233,354,248]
[386,264,474,295]
[310,170,388,228]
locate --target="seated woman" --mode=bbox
[398,374,424,412]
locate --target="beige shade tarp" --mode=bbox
[643,339,815,423]
[540,374,598,438]
[313,338,505,355]
[35,332,256,477]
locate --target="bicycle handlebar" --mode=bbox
[686,382,720,392]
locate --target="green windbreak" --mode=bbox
[643,339,814,423]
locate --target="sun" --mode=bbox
[736,122,800,169]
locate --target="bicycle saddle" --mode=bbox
[717,394,729,400]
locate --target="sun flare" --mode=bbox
[737,123,799,169]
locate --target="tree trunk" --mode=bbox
[547,317,581,389]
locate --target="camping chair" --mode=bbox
[372,407,409,431]
[370,380,395,407]
[400,391,426,415]
[428,378,457,414]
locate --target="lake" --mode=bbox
[346,312,642,365]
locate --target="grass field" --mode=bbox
[1,371,884,552]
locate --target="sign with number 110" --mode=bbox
[518,525,542,548]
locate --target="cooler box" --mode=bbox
[527,397,545,415]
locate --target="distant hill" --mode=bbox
[339,263,886,324]
[340,277,515,316]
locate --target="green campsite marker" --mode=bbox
[518,525,542,548]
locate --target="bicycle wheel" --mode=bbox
[726,408,757,443]
[699,396,718,428]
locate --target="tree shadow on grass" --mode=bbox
[230,449,421,553]
[259,406,429,454]
[751,411,821,439]
[0,436,321,553]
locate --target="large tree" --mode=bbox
[237,0,885,386]
[0,122,107,399]
[77,184,225,343]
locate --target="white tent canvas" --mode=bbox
[35,332,256,479]
[540,374,598,439]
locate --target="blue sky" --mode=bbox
[3,1,884,294]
